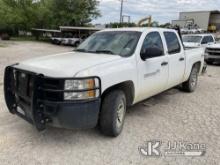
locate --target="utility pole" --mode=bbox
[119,0,124,23]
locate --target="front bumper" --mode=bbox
[41,99,101,129]
[4,66,101,130]
[205,55,220,62]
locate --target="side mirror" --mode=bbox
[141,47,163,61]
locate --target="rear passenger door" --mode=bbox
[163,31,185,88]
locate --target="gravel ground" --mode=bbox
[0,41,219,165]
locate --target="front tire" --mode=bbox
[182,65,199,92]
[99,90,126,137]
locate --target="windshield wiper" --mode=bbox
[75,49,116,55]
[75,49,87,52]
[75,49,98,53]
[95,50,115,55]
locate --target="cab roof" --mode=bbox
[183,33,214,37]
[100,27,177,33]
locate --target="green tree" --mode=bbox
[48,0,100,27]
[106,22,136,28]
[0,0,100,34]
[159,22,172,28]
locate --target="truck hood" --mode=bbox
[206,43,220,49]
[183,42,201,48]
[15,52,121,77]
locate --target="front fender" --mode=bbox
[74,57,138,99]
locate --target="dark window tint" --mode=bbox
[201,36,214,44]
[164,32,181,54]
[201,36,209,44]
[141,32,164,58]
[208,36,214,43]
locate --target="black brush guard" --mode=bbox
[4,65,101,131]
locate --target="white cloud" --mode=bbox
[93,0,220,24]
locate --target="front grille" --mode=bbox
[42,78,64,101]
[16,71,34,104]
[206,48,220,56]
[16,71,34,98]
[15,71,64,103]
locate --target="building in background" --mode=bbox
[172,11,220,32]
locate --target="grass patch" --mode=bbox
[11,36,36,41]
[0,44,7,47]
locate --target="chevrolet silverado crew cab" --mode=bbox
[4,28,204,137]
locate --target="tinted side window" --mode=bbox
[164,32,181,54]
[201,36,209,44]
[141,32,164,58]
[208,36,214,43]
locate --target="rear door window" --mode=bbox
[201,36,209,44]
[164,32,181,54]
[208,36,214,43]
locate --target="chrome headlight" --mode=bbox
[64,78,100,100]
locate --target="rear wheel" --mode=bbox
[202,61,207,74]
[182,65,199,92]
[99,90,126,137]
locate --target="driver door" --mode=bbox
[137,31,169,101]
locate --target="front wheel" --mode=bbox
[99,90,126,137]
[182,65,199,92]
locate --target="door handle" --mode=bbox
[161,61,168,66]
[179,57,185,61]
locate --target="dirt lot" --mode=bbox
[0,41,220,165]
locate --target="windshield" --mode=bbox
[183,36,202,43]
[76,31,142,57]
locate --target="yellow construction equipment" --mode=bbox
[138,16,152,27]
[208,25,217,33]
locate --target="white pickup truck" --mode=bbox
[205,43,220,64]
[4,28,204,137]
[182,34,215,48]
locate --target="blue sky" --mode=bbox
[93,0,220,24]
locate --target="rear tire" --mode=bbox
[99,90,126,137]
[182,65,199,92]
[202,61,207,74]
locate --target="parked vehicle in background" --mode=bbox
[0,33,10,40]
[4,28,204,137]
[183,34,215,48]
[69,38,82,47]
[205,43,220,64]
[51,37,82,47]
[181,28,205,35]
[62,38,82,47]
[60,38,68,45]
[182,34,216,72]
[51,37,63,45]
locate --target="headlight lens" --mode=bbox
[64,78,100,100]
